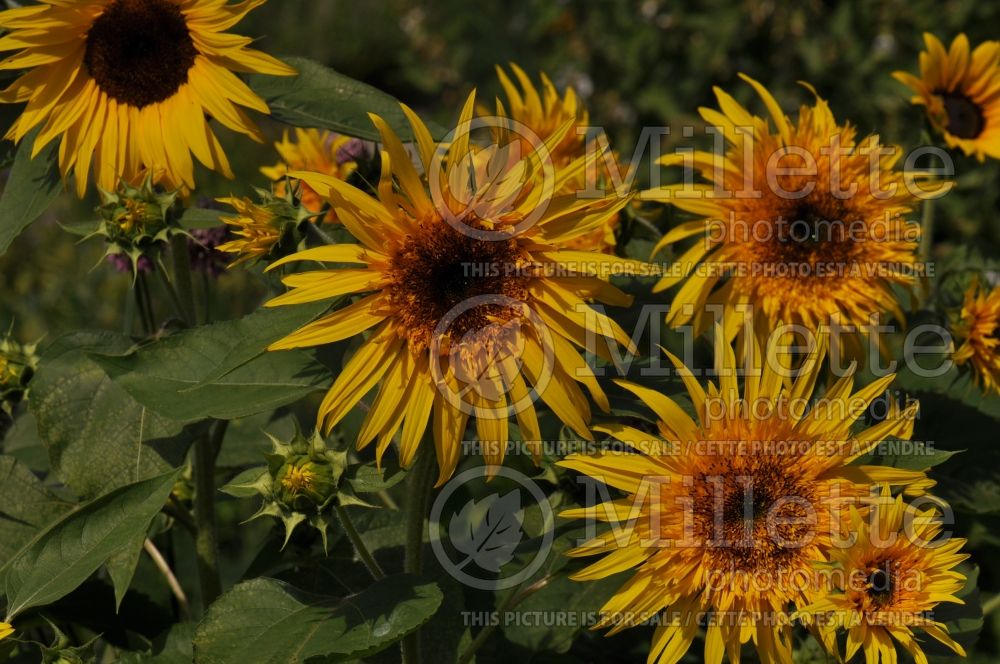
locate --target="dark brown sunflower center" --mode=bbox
[691,455,817,573]
[761,200,856,267]
[384,220,532,351]
[941,92,985,140]
[84,0,197,108]
[865,562,896,607]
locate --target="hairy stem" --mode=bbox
[170,233,197,325]
[401,448,437,664]
[335,504,386,581]
[144,538,191,621]
[919,197,936,306]
[193,420,227,607]
[457,576,551,664]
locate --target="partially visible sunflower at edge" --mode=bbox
[0,0,296,196]
[559,328,930,664]
[799,488,969,664]
[894,33,1000,162]
[951,279,1000,395]
[646,75,948,354]
[261,128,365,222]
[264,93,640,484]
[488,64,620,253]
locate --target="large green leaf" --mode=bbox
[246,57,426,142]
[0,455,73,567]
[1,469,181,621]
[192,575,442,663]
[92,304,331,423]
[30,331,193,499]
[0,127,63,257]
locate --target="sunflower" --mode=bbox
[216,196,283,267]
[0,622,12,642]
[799,488,969,664]
[894,34,1000,161]
[558,328,927,664]
[952,280,1000,395]
[265,93,641,484]
[260,128,363,221]
[647,75,947,350]
[490,64,619,253]
[0,0,296,196]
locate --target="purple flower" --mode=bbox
[336,138,369,165]
[107,253,153,274]
[187,226,230,277]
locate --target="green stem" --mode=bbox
[123,282,136,336]
[136,272,157,335]
[919,197,936,307]
[457,576,551,664]
[200,269,213,325]
[193,420,227,607]
[334,504,385,581]
[982,592,1000,616]
[401,448,437,664]
[170,234,197,325]
[157,265,187,323]
[132,278,150,336]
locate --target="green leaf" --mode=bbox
[0,127,63,257]
[1,468,181,621]
[220,466,268,498]
[92,304,331,423]
[246,57,431,142]
[343,462,407,493]
[30,331,193,499]
[178,207,223,230]
[0,455,72,567]
[192,575,443,663]
[105,533,146,611]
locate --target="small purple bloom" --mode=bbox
[107,253,153,274]
[336,138,369,165]
[188,227,230,277]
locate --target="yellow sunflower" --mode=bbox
[800,488,969,664]
[0,0,296,196]
[265,93,641,484]
[490,64,619,253]
[894,33,1000,161]
[952,280,1000,395]
[647,75,947,349]
[260,128,362,221]
[0,621,12,642]
[216,196,284,267]
[558,328,927,664]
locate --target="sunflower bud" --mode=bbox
[94,176,185,275]
[0,334,38,415]
[38,623,96,664]
[224,429,365,551]
[216,186,324,268]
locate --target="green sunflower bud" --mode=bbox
[39,622,96,664]
[224,429,366,552]
[92,176,186,275]
[216,185,322,269]
[0,332,39,415]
